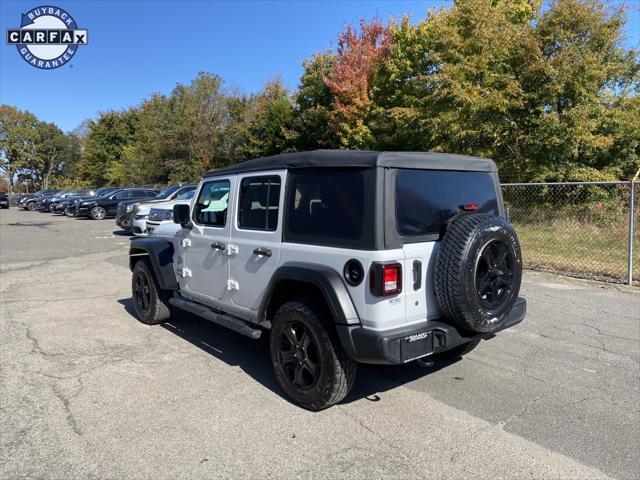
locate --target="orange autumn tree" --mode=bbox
[324,18,390,148]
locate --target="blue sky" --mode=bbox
[1,0,638,133]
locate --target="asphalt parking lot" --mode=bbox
[1,207,638,480]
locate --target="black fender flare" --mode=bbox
[258,262,360,326]
[129,237,178,291]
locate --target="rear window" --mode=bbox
[396,170,498,236]
[285,168,371,248]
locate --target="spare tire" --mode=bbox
[434,213,522,334]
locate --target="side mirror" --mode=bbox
[173,204,191,227]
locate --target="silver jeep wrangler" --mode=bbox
[129,150,526,410]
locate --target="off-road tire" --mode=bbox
[132,260,171,325]
[90,206,107,220]
[270,301,357,411]
[434,213,522,334]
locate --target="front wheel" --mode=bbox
[270,301,357,411]
[90,206,107,220]
[132,260,171,325]
[26,202,37,211]
[64,206,75,217]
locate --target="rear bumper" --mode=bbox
[337,297,526,365]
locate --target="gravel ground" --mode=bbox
[1,208,638,480]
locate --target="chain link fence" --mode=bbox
[502,181,639,286]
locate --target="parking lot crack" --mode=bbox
[51,383,82,436]
[581,321,638,342]
[337,406,423,476]
[19,321,64,358]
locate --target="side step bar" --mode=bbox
[169,296,262,340]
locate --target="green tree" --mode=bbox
[244,79,296,158]
[128,72,230,184]
[78,109,139,186]
[294,52,340,149]
[0,105,38,194]
[33,121,79,189]
[369,0,638,181]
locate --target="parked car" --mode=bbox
[141,190,197,236]
[20,190,61,211]
[77,188,158,220]
[66,188,122,216]
[45,190,95,213]
[128,150,526,411]
[53,187,116,215]
[116,184,197,232]
[0,192,9,209]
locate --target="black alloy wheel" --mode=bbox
[474,238,515,311]
[133,268,151,316]
[131,260,171,325]
[270,301,357,410]
[434,213,522,334]
[277,321,320,390]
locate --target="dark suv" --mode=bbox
[20,190,61,211]
[53,187,116,215]
[77,188,158,220]
[42,190,94,213]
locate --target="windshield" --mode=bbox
[155,185,181,199]
[176,190,195,200]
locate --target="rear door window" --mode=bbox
[285,168,372,248]
[237,176,281,231]
[396,170,498,236]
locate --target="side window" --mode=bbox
[144,191,156,197]
[286,169,365,243]
[113,191,128,200]
[193,180,230,227]
[237,176,281,231]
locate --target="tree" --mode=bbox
[244,79,296,158]
[294,52,340,150]
[78,109,139,186]
[0,105,38,194]
[369,0,638,181]
[324,18,391,148]
[33,121,72,189]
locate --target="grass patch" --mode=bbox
[513,219,639,285]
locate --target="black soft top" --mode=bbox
[204,150,496,177]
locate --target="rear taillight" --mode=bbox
[370,262,402,296]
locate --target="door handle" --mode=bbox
[253,247,272,257]
[210,242,226,251]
